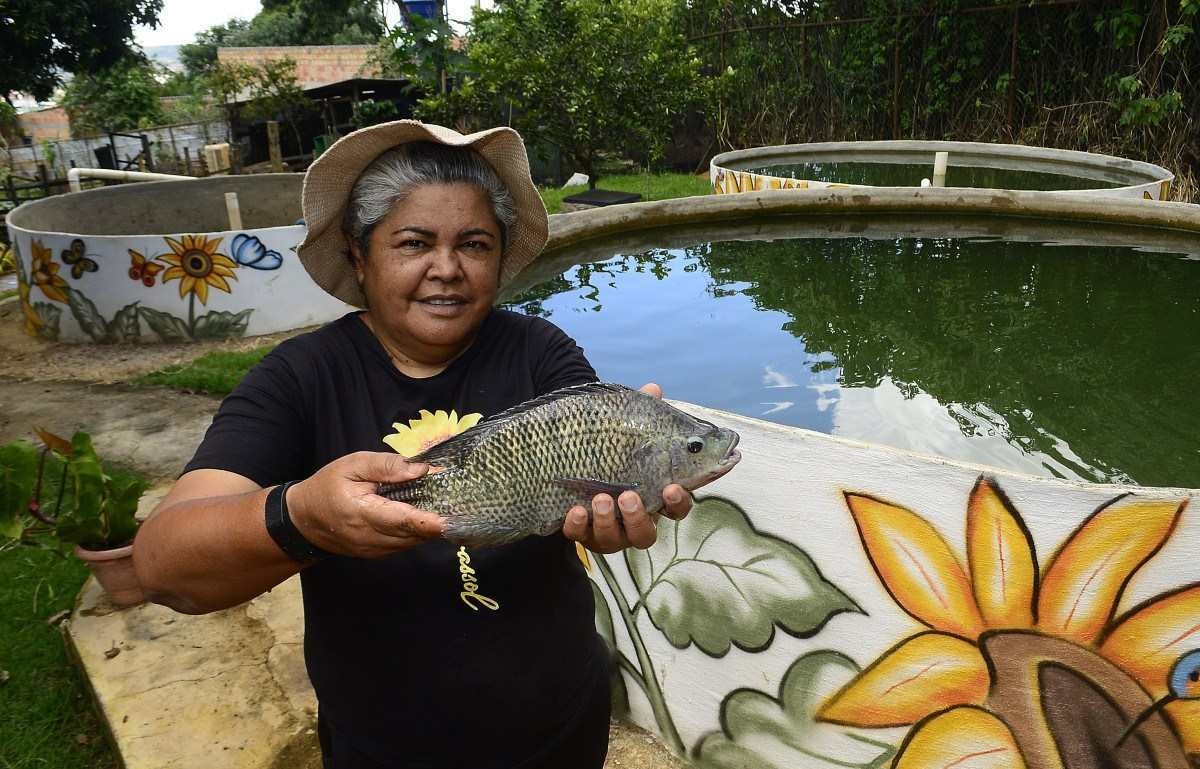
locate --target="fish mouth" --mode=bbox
[719,432,741,467]
[691,432,742,489]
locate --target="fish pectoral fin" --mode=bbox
[554,478,640,499]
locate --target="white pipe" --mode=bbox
[932,152,949,187]
[68,167,193,193]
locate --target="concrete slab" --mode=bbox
[68,574,686,769]
[67,576,313,769]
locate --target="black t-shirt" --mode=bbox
[184,309,606,768]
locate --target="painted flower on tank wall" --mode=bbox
[157,234,238,304]
[29,238,69,303]
[818,476,1197,769]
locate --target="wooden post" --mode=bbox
[183,146,193,176]
[267,121,283,172]
[224,192,243,230]
[6,175,16,207]
[933,151,948,187]
[37,163,49,197]
[167,125,180,170]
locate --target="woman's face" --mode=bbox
[352,182,502,360]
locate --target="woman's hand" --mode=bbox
[287,451,445,558]
[561,382,693,554]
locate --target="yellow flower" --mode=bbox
[17,271,43,336]
[382,409,482,458]
[158,235,237,305]
[819,477,1196,767]
[30,239,69,303]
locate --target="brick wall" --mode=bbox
[18,107,71,142]
[217,45,381,88]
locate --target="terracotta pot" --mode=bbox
[74,543,145,608]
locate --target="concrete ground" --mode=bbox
[0,308,686,768]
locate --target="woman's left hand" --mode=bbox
[561,382,693,554]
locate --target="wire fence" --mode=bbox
[3,120,231,182]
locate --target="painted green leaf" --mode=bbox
[0,441,39,540]
[33,303,62,341]
[694,651,895,769]
[66,287,112,342]
[108,302,141,342]
[138,306,191,342]
[192,308,252,340]
[625,496,859,657]
[592,580,617,650]
[591,580,630,718]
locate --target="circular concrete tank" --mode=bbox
[5,175,350,343]
[710,141,1175,200]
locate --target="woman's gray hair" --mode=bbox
[343,141,517,259]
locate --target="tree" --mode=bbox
[59,57,165,136]
[442,0,704,188]
[204,61,258,139]
[179,19,253,80]
[243,59,314,154]
[179,0,384,80]
[1,0,163,101]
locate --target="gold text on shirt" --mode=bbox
[457,546,500,611]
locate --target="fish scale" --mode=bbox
[378,383,742,547]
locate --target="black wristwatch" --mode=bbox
[265,481,332,563]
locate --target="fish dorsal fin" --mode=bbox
[407,382,634,466]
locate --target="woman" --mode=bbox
[132,121,692,769]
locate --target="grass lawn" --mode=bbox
[0,287,17,302]
[0,540,119,768]
[539,171,711,214]
[135,345,275,395]
[0,451,138,768]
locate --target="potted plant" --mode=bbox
[1,429,147,607]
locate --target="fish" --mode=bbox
[378,382,742,546]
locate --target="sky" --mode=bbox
[134,0,486,47]
[135,0,263,47]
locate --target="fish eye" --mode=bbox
[686,437,704,454]
[1191,670,1199,682]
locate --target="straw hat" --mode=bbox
[297,120,549,308]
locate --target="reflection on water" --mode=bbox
[743,161,1126,190]
[503,236,1200,487]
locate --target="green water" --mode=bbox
[745,161,1126,190]
[504,234,1200,487]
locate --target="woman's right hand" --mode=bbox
[287,451,445,558]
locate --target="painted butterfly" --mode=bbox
[128,249,164,287]
[231,234,283,270]
[61,239,98,279]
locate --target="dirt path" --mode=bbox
[0,378,219,482]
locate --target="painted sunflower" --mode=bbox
[29,238,69,303]
[819,477,1196,769]
[157,235,237,304]
[383,409,482,458]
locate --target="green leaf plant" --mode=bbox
[0,429,147,552]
